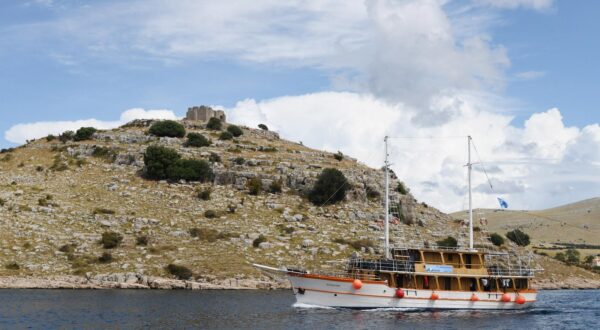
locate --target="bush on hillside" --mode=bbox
[206,117,222,130]
[565,248,580,264]
[198,188,211,201]
[253,235,267,248]
[209,153,221,163]
[490,233,504,246]
[166,159,213,182]
[555,252,566,262]
[185,133,211,147]
[98,252,113,263]
[5,262,20,270]
[233,157,245,165]
[396,182,409,195]
[166,264,193,280]
[219,131,233,140]
[436,236,458,248]
[148,120,185,138]
[204,210,217,218]
[308,168,348,205]
[136,235,149,246]
[73,127,97,141]
[506,229,530,246]
[101,231,123,249]
[258,124,268,131]
[269,180,282,194]
[333,151,343,161]
[226,125,243,137]
[59,131,74,143]
[247,178,262,195]
[143,145,213,182]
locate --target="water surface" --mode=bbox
[0,289,598,329]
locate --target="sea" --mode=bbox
[0,289,597,329]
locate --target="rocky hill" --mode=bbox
[0,119,598,289]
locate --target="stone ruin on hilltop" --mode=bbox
[185,105,226,122]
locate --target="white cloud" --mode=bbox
[225,91,600,212]
[515,70,546,80]
[474,0,554,11]
[4,108,177,144]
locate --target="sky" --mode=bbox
[0,0,599,212]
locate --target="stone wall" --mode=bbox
[186,106,226,122]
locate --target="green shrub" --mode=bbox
[219,131,233,140]
[143,145,181,180]
[136,235,149,246]
[166,264,193,280]
[253,235,267,248]
[148,120,185,138]
[101,231,123,249]
[436,236,458,248]
[366,186,380,200]
[333,151,343,161]
[206,117,222,130]
[247,178,262,195]
[186,133,211,147]
[5,262,20,270]
[258,124,268,131]
[59,131,74,143]
[73,127,97,141]
[198,188,211,201]
[166,159,213,182]
[269,180,282,193]
[555,252,566,262]
[204,210,217,218]
[209,153,221,163]
[58,244,76,254]
[46,134,56,142]
[506,229,530,246]
[565,249,580,264]
[93,208,115,215]
[226,125,243,137]
[233,157,245,165]
[490,233,504,246]
[98,252,113,263]
[396,182,409,195]
[92,146,117,161]
[259,146,277,152]
[308,168,348,205]
[0,198,5,206]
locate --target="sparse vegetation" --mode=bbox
[166,264,193,280]
[98,252,113,263]
[333,151,343,161]
[209,153,221,163]
[253,235,267,248]
[148,120,185,138]
[247,178,262,195]
[308,168,348,205]
[506,229,530,246]
[206,117,222,130]
[92,146,117,161]
[0,198,5,206]
[185,133,211,147]
[333,238,375,250]
[396,182,409,195]
[226,125,243,137]
[436,236,458,248]
[59,130,74,143]
[5,262,20,270]
[197,188,211,201]
[490,233,504,246]
[565,249,581,264]
[233,157,245,165]
[45,134,56,142]
[366,186,380,200]
[204,210,217,218]
[258,124,268,131]
[269,180,282,193]
[58,244,76,254]
[101,231,123,249]
[136,235,149,246]
[93,208,116,215]
[73,127,97,141]
[219,131,233,140]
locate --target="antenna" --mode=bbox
[467,135,474,251]
[384,135,390,259]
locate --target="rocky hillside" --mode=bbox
[0,119,597,289]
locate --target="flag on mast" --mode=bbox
[497,197,508,209]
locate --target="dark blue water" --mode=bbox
[0,289,598,329]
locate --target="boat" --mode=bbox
[254,136,539,309]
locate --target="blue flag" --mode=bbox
[497,197,508,209]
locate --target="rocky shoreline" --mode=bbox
[1,274,598,290]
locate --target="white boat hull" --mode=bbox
[289,275,536,310]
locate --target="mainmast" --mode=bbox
[467,135,474,250]
[384,136,390,259]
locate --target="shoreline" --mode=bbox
[1,275,598,290]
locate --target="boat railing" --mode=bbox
[347,257,414,273]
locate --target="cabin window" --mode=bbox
[444,277,452,290]
[515,279,528,290]
[465,254,472,269]
[447,254,453,261]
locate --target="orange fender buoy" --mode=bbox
[353,279,362,290]
[501,293,512,302]
[515,295,526,305]
[470,294,479,302]
[395,289,405,298]
[430,292,439,300]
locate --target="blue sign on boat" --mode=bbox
[425,265,454,273]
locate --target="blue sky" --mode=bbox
[0,0,598,211]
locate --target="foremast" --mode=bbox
[384,135,390,259]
